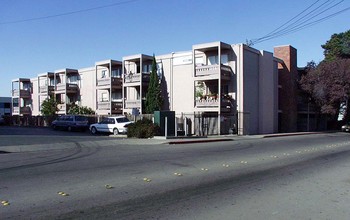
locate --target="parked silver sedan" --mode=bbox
[89,116,132,135]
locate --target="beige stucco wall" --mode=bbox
[31,78,39,116]
[233,44,279,135]
[258,51,279,134]
[78,67,96,110]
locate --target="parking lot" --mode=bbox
[0,126,113,149]
[0,125,92,136]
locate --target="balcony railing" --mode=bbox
[195,98,233,112]
[57,103,66,112]
[39,85,54,93]
[55,83,79,93]
[124,73,141,83]
[12,89,31,98]
[125,100,141,109]
[124,73,150,84]
[97,77,122,87]
[13,106,31,115]
[97,101,123,112]
[195,64,232,80]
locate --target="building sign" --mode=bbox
[173,55,193,66]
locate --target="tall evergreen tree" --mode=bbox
[322,30,350,61]
[145,55,163,113]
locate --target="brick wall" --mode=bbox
[274,45,298,132]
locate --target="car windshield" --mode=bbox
[116,117,129,123]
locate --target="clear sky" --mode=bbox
[1,0,349,97]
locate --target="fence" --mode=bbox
[2,112,239,136]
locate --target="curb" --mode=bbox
[167,138,234,145]
[263,132,321,138]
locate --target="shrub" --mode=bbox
[127,118,160,138]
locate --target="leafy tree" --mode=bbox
[40,98,58,116]
[68,104,95,115]
[300,30,350,123]
[300,59,350,121]
[145,55,163,113]
[322,30,350,61]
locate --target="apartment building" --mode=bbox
[123,54,153,114]
[95,60,123,115]
[11,78,32,116]
[155,42,279,135]
[11,41,301,135]
[0,97,11,116]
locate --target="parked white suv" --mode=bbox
[89,116,132,135]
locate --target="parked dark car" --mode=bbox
[51,115,89,131]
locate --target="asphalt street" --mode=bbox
[1,126,350,219]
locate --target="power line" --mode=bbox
[0,0,140,25]
[253,6,350,44]
[254,0,345,43]
[255,0,322,43]
[248,0,348,46]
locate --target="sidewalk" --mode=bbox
[0,132,325,153]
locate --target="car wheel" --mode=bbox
[91,127,97,135]
[113,128,119,135]
[52,125,57,130]
[67,126,72,132]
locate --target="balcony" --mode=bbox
[97,101,123,114]
[39,85,54,94]
[12,89,31,98]
[195,64,232,80]
[195,98,233,112]
[97,77,122,88]
[55,83,79,94]
[13,106,31,115]
[57,103,67,112]
[124,73,150,84]
[125,100,141,109]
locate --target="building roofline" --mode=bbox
[123,54,153,61]
[95,59,122,66]
[11,78,31,82]
[54,68,78,74]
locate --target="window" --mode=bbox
[136,65,140,73]
[67,116,74,121]
[208,55,219,65]
[112,68,122,78]
[68,75,79,84]
[50,79,55,86]
[102,93,109,102]
[108,118,115,124]
[222,85,229,95]
[142,64,152,73]
[112,92,122,101]
[76,116,87,121]
[136,87,140,100]
[101,70,107,78]
[116,117,130,123]
[23,83,31,90]
[221,54,229,65]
